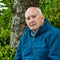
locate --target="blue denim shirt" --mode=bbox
[14,18,60,60]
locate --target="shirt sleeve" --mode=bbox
[48,32,60,60]
[14,37,22,60]
[14,27,28,60]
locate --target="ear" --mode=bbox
[41,16,44,22]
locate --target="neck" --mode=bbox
[33,29,38,33]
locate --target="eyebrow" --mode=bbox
[26,13,37,17]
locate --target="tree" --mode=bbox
[10,0,39,48]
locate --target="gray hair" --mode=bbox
[36,8,43,15]
[25,7,43,17]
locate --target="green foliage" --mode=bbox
[0,9,12,45]
[0,9,12,29]
[0,45,15,60]
[0,0,15,59]
[2,0,14,8]
[39,0,60,29]
[0,28,10,46]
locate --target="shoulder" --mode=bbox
[50,26,60,36]
[46,26,60,45]
[20,27,30,40]
[23,27,30,35]
[45,25,60,41]
[46,24,60,36]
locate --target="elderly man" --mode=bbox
[14,7,60,60]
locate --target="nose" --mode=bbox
[30,17,34,22]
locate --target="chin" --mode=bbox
[30,28,37,31]
[30,28,34,31]
[29,26,37,31]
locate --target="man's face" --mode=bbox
[25,8,44,32]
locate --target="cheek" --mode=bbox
[25,21,28,24]
[36,20,42,26]
[25,21,30,26]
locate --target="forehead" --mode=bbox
[25,8,39,17]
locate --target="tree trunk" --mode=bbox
[10,0,39,48]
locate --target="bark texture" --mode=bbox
[10,0,39,48]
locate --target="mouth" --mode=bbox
[29,23,36,26]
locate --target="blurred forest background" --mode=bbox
[0,0,60,60]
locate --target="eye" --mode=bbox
[32,15,36,18]
[26,17,30,20]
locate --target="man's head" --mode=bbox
[25,7,44,32]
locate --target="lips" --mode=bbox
[29,23,36,26]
